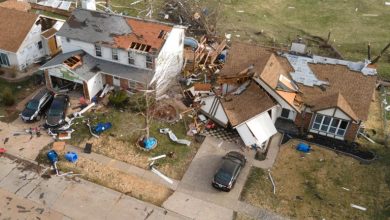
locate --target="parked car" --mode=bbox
[212,151,246,192]
[20,89,54,122]
[45,94,69,128]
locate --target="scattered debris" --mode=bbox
[351,204,367,211]
[65,152,78,163]
[268,170,276,195]
[52,141,66,153]
[358,132,376,144]
[148,154,167,161]
[0,148,6,154]
[160,128,191,146]
[47,150,59,175]
[150,166,174,184]
[84,143,92,154]
[296,143,311,153]
[342,187,350,191]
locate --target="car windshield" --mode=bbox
[26,101,39,110]
[215,170,232,184]
[48,100,63,116]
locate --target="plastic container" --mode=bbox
[296,143,311,153]
[47,150,58,163]
[65,152,78,163]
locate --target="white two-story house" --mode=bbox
[40,8,185,100]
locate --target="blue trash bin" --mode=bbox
[47,150,58,163]
[65,152,78,163]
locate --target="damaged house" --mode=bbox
[40,8,185,100]
[0,7,63,70]
[202,42,377,148]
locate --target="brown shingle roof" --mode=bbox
[0,7,38,53]
[219,42,273,77]
[220,81,277,126]
[311,93,358,121]
[299,64,377,121]
[0,0,30,12]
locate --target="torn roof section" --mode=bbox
[57,8,174,52]
[218,41,377,121]
[220,81,277,127]
[41,50,153,83]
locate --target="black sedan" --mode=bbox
[20,89,54,122]
[212,151,246,192]
[45,95,69,128]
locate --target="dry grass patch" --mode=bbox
[58,157,173,206]
[241,139,390,219]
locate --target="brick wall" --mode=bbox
[344,122,360,142]
[105,74,113,85]
[120,78,129,90]
[294,112,313,132]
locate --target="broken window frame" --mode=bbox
[112,48,119,61]
[95,44,102,57]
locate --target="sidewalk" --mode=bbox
[252,132,282,169]
[0,155,189,220]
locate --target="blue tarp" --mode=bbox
[93,122,112,134]
[296,143,311,153]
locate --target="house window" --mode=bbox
[112,48,118,60]
[312,114,349,137]
[281,108,290,118]
[146,54,153,69]
[0,52,10,66]
[95,44,102,57]
[128,51,135,64]
[37,41,43,49]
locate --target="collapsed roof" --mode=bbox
[219,42,377,121]
[58,8,174,53]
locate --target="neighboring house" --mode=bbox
[214,42,377,145]
[40,8,185,100]
[0,7,63,70]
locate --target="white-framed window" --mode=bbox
[128,51,135,64]
[312,114,349,137]
[95,44,102,57]
[146,54,153,69]
[112,48,118,60]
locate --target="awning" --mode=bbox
[236,113,277,146]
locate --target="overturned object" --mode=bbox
[93,122,112,134]
[296,143,311,153]
[65,152,78,163]
[159,128,191,146]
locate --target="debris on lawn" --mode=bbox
[342,187,350,191]
[296,143,311,153]
[93,122,112,134]
[52,141,66,153]
[350,204,367,211]
[65,151,78,163]
[47,150,59,175]
[148,154,167,161]
[160,128,191,146]
[268,170,276,195]
[139,136,158,151]
[84,143,92,154]
[0,148,6,154]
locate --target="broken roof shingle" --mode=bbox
[58,8,173,52]
[221,81,277,126]
[0,7,38,52]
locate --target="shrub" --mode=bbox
[108,90,128,108]
[1,87,15,106]
[128,93,155,113]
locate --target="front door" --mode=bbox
[113,76,120,87]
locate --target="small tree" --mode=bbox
[109,90,129,108]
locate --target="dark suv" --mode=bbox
[212,151,246,192]
[45,94,69,128]
[20,89,54,122]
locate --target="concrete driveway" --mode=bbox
[164,136,255,219]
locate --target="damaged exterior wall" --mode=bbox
[151,27,185,97]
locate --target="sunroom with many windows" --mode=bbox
[310,113,349,140]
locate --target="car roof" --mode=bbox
[32,89,51,101]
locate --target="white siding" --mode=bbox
[200,96,229,126]
[14,21,46,70]
[317,108,335,116]
[87,73,103,99]
[152,27,185,97]
[61,37,148,69]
